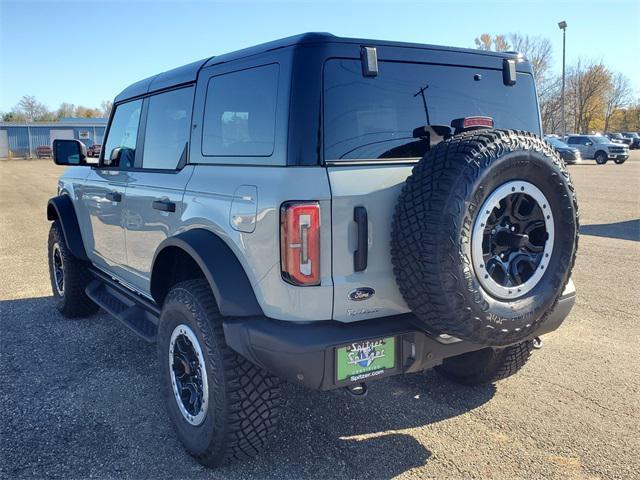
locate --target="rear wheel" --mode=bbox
[595,151,608,164]
[435,340,534,385]
[158,279,281,467]
[48,221,98,317]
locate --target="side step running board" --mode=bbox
[86,273,160,343]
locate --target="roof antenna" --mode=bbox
[414,84,431,125]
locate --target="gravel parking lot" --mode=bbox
[1,154,639,479]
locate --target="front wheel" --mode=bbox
[435,340,534,385]
[48,221,98,317]
[614,158,627,165]
[595,151,608,164]
[158,279,281,467]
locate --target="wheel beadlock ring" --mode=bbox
[169,324,209,426]
[471,180,554,300]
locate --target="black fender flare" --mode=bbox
[150,229,263,317]
[47,195,89,261]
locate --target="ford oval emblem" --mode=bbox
[348,287,375,301]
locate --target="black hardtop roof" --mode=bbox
[114,32,525,103]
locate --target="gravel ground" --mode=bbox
[1,154,639,479]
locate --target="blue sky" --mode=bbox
[1,0,639,112]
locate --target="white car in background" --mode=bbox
[565,134,629,164]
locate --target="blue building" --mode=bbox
[0,117,108,158]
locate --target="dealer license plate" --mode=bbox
[335,336,396,382]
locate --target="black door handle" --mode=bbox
[354,206,368,272]
[105,191,122,202]
[152,199,176,212]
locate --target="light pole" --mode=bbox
[558,21,567,138]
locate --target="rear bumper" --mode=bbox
[223,282,576,390]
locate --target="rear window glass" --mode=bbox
[323,60,540,161]
[202,64,279,157]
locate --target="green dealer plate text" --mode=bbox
[336,336,396,382]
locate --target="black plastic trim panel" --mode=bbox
[223,289,576,390]
[150,229,263,317]
[46,195,89,261]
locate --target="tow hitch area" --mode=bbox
[222,287,575,392]
[344,382,368,398]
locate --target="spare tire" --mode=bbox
[391,129,578,346]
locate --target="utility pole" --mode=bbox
[558,21,567,138]
[414,84,430,125]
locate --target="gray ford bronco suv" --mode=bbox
[47,33,578,466]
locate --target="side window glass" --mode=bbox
[202,63,279,156]
[102,100,142,168]
[567,137,577,144]
[142,87,194,170]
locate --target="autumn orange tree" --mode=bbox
[473,33,636,134]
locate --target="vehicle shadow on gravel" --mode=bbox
[0,296,495,480]
[580,219,640,242]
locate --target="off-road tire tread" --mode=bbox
[48,221,98,317]
[163,280,281,467]
[391,129,579,345]
[436,340,534,385]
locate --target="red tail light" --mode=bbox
[451,116,494,132]
[463,116,494,128]
[280,202,320,286]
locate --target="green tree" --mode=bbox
[2,111,28,122]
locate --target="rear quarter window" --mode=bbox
[201,64,279,157]
[323,59,540,161]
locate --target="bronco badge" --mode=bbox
[348,287,375,301]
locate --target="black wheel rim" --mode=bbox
[169,325,208,425]
[482,194,547,287]
[52,243,64,296]
[472,181,554,299]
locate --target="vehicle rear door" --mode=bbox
[77,99,142,279]
[587,137,601,158]
[121,86,195,293]
[570,136,591,158]
[324,57,541,322]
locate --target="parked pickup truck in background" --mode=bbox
[566,134,629,164]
